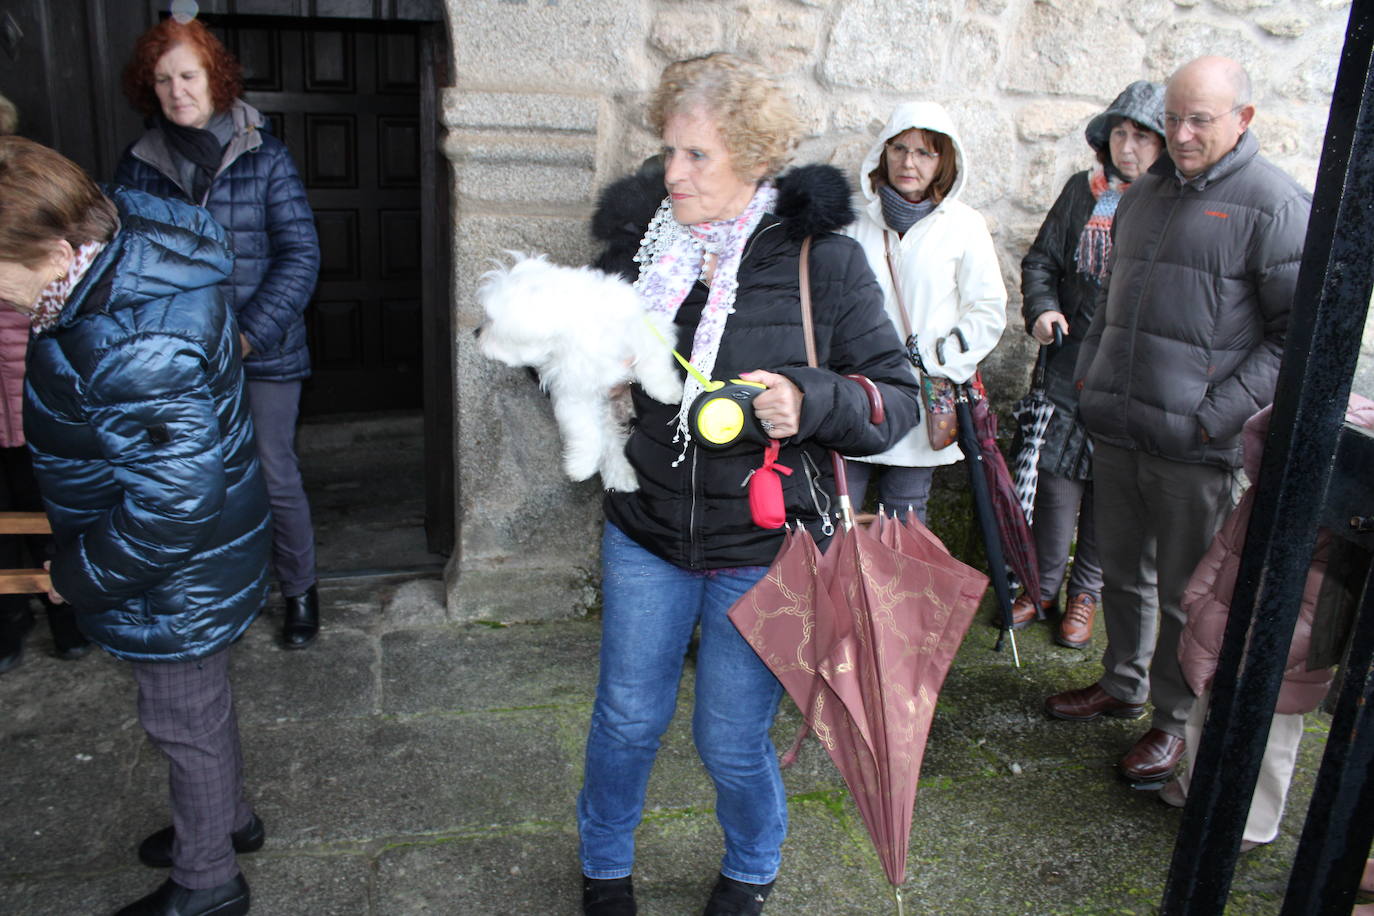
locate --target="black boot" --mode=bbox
[114,873,249,916]
[138,812,265,868]
[0,601,33,675]
[583,875,637,915]
[45,602,91,660]
[281,583,319,649]
[702,874,773,916]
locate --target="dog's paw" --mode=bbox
[562,450,600,482]
[599,455,640,492]
[637,361,684,405]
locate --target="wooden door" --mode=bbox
[8,4,453,554]
[224,18,424,416]
[0,0,147,177]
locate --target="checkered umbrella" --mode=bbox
[1010,339,1059,526]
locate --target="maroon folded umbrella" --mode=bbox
[730,502,987,914]
[969,395,1041,605]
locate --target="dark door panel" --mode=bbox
[225,19,423,416]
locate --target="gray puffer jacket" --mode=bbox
[1074,131,1310,468]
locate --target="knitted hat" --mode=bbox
[1085,80,1165,151]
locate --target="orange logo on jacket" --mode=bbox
[1204,210,1230,219]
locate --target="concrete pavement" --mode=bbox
[0,415,1333,915]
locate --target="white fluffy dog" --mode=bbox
[476,252,681,491]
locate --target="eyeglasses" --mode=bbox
[1163,104,1245,131]
[886,141,939,162]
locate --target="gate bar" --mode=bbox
[1161,1,1374,911]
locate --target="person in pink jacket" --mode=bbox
[0,304,89,671]
[1162,394,1374,852]
[0,92,88,672]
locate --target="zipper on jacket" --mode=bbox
[688,446,702,568]
[681,218,777,569]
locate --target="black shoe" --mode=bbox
[45,603,91,660]
[583,875,636,915]
[138,813,266,869]
[114,874,249,916]
[703,874,773,916]
[281,584,319,649]
[0,605,34,675]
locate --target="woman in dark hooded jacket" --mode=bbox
[0,136,269,916]
[1014,81,1165,648]
[576,54,919,916]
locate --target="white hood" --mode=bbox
[858,101,968,204]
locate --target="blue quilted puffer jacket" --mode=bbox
[113,99,320,382]
[24,187,272,662]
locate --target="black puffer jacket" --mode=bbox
[598,164,921,569]
[1019,170,1097,481]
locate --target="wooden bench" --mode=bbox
[0,511,51,594]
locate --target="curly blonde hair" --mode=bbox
[648,53,801,180]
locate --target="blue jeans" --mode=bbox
[578,523,787,884]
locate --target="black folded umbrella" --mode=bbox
[953,384,1021,666]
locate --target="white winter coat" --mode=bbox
[844,101,1007,467]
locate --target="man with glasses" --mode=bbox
[1044,56,1311,792]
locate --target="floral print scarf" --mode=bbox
[633,181,777,463]
[30,240,106,334]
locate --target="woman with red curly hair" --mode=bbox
[116,17,324,653]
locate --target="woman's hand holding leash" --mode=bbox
[740,370,802,439]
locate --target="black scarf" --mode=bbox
[156,111,230,204]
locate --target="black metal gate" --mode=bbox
[1161,2,1374,912]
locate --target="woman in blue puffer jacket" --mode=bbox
[114,16,322,649]
[0,136,269,916]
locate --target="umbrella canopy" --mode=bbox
[729,511,988,896]
[1010,389,1054,525]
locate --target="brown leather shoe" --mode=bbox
[1044,682,1146,722]
[1008,594,1053,630]
[1119,728,1185,785]
[1055,593,1097,649]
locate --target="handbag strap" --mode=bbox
[797,235,854,527]
[798,236,818,367]
[882,231,916,342]
[799,238,885,423]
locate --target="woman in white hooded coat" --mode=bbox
[843,101,1007,522]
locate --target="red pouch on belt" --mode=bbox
[748,440,793,529]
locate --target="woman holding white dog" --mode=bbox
[579,54,921,916]
[842,102,1008,523]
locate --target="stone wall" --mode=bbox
[441,0,1354,620]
